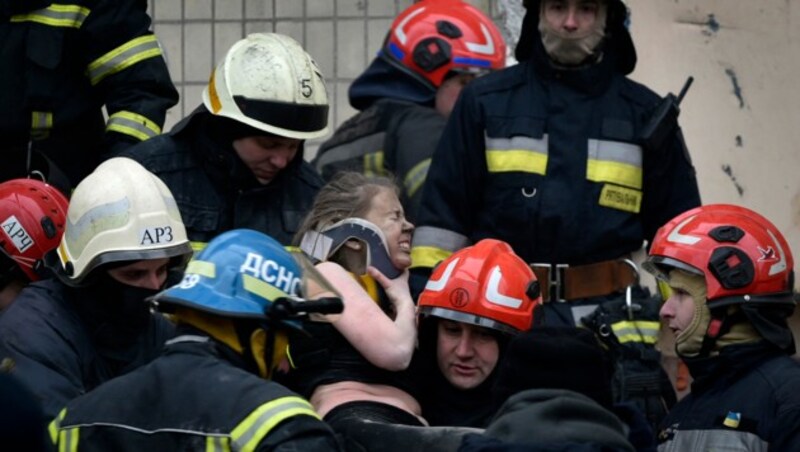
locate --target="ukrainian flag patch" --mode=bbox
[723,411,741,428]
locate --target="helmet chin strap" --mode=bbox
[300,218,401,279]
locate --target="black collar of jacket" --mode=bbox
[166,324,263,376]
[527,43,618,96]
[172,105,305,192]
[683,341,786,394]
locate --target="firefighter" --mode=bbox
[312,0,506,222]
[122,32,329,248]
[0,178,68,312]
[49,229,343,451]
[411,0,700,426]
[414,239,541,427]
[0,157,192,418]
[1,0,178,185]
[643,204,800,450]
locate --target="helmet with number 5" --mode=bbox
[418,239,541,334]
[203,33,330,140]
[53,158,193,286]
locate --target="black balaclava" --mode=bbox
[73,272,161,351]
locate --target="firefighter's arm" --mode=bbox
[81,0,178,156]
[639,78,701,247]
[410,85,484,271]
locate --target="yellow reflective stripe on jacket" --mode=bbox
[49,408,68,445]
[231,396,319,452]
[411,225,468,268]
[611,320,660,344]
[58,427,79,452]
[410,245,453,269]
[586,139,643,189]
[31,111,53,139]
[106,111,161,141]
[10,4,89,28]
[363,151,386,177]
[206,435,230,452]
[88,35,162,85]
[403,158,430,198]
[485,135,548,175]
[191,241,208,253]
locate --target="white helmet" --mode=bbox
[54,157,192,285]
[202,33,330,140]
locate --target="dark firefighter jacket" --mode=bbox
[49,332,342,451]
[657,342,800,451]
[313,58,444,223]
[0,278,174,419]
[121,106,325,249]
[411,2,701,270]
[0,0,178,185]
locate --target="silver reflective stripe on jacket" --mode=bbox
[659,429,768,452]
[314,132,385,172]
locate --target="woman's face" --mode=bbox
[363,187,414,270]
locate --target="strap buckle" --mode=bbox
[531,263,569,303]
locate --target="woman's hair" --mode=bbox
[293,171,399,246]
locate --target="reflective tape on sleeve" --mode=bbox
[31,111,53,140]
[611,320,660,344]
[363,151,386,177]
[10,4,89,28]
[411,226,469,269]
[106,111,162,141]
[230,396,319,452]
[403,158,431,198]
[88,35,163,85]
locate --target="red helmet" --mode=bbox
[0,179,69,282]
[418,239,541,334]
[644,204,795,308]
[382,0,506,90]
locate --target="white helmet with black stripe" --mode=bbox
[202,33,330,140]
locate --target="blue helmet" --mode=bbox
[152,229,330,326]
